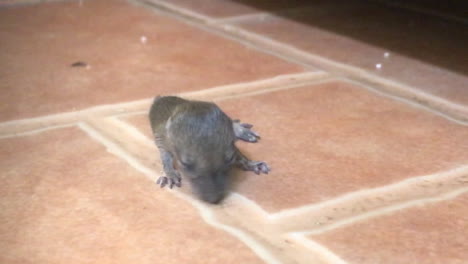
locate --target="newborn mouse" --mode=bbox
[149,96,270,204]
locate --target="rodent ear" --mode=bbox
[164,116,176,144]
[165,116,173,132]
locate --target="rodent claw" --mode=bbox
[233,120,261,143]
[157,176,182,189]
[160,177,168,188]
[256,161,270,174]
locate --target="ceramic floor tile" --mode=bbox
[0,0,39,6]
[231,0,468,106]
[0,0,61,7]
[0,0,304,122]
[2,0,466,263]
[218,82,468,212]
[123,81,468,212]
[0,127,264,264]
[311,192,468,264]
[377,0,468,22]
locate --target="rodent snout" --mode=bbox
[188,172,228,204]
[200,191,225,204]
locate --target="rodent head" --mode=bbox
[167,102,237,204]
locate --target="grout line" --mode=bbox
[0,72,330,137]
[133,0,468,123]
[269,165,468,232]
[0,123,75,139]
[299,186,468,236]
[288,234,348,264]
[170,191,284,264]
[338,77,468,126]
[82,117,161,180]
[135,0,214,23]
[212,12,272,25]
[220,166,468,239]
[211,25,468,123]
[214,77,334,102]
[342,77,468,125]
[219,193,349,264]
[187,72,331,101]
[78,122,157,179]
[0,98,152,137]
[111,110,148,118]
[107,116,155,145]
[78,119,283,264]
[223,193,276,226]
[214,166,468,237]
[179,71,330,101]
[210,5,310,25]
[0,0,74,8]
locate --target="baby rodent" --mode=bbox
[149,96,270,204]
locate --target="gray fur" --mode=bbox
[149,96,270,204]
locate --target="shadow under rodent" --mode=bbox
[149,96,270,204]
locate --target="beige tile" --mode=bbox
[0,127,264,264]
[231,1,468,106]
[124,81,468,212]
[311,192,468,264]
[0,0,304,122]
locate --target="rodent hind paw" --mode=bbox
[247,161,270,175]
[233,120,260,143]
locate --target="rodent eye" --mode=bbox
[225,154,236,164]
[180,160,195,170]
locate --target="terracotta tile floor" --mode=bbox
[1,0,467,263]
